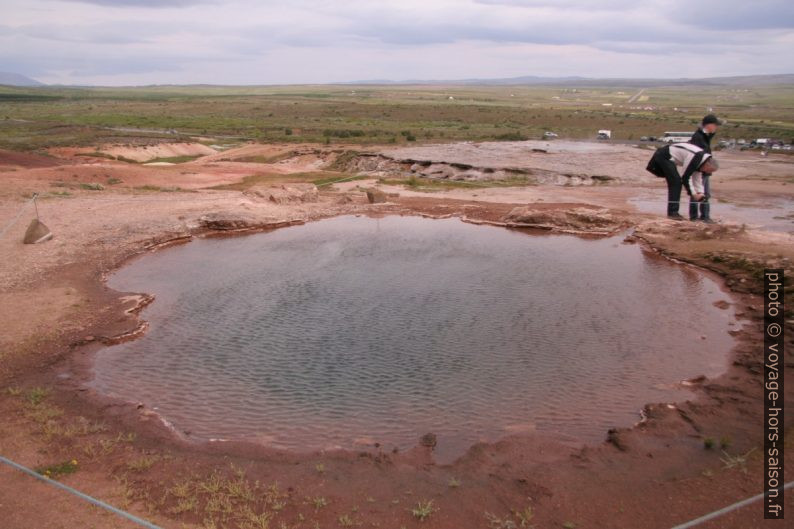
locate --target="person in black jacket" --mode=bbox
[688,114,722,222]
[647,143,718,219]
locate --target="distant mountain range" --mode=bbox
[1,71,792,88]
[0,72,44,87]
[341,73,794,87]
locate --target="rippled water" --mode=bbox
[93,215,735,461]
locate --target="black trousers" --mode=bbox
[656,156,686,216]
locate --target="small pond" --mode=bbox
[92,215,736,461]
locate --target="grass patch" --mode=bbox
[230,151,297,164]
[209,170,356,191]
[75,151,116,160]
[411,500,436,522]
[146,155,201,164]
[26,386,49,405]
[313,173,369,187]
[379,174,534,191]
[338,513,356,527]
[36,459,79,479]
[311,496,328,510]
[721,448,756,473]
[2,83,793,152]
[132,185,190,193]
[127,455,159,472]
[485,506,535,529]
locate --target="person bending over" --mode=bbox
[647,142,719,220]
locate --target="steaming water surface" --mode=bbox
[93,215,736,461]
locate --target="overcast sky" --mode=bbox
[2,0,793,85]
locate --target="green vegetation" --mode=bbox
[720,448,756,473]
[338,513,355,527]
[36,459,79,479]
[209,170,360,191]
[411,500,436,522]
[379,174,534,191]
[146,155,201,164]
[485,506,536,529]
[2,83,792,152]
[126,455,159,472]
[26,386,49,405]
[311,496,328,510]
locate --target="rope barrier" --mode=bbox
[670,480,793,529]
[0,196,35,240]
[0,455,163,529]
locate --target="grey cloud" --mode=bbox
[672,0,794,30]
[475,0,794,31]
[3,0,793,84]
[1,23,158,44]
[56,0,212,7]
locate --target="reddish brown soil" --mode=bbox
[1,142,792,529]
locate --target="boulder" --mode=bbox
[246,183,319,204]
[419,433,437,449]
[198,212,258,230]
[366,189,388,204]
[503,206,620,232]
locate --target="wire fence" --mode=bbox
[0,455,163,529]
[0,195,36,240]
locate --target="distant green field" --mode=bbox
[1,83,792,151]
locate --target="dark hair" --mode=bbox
[702,114,722,126]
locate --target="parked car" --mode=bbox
[640,136,649,142]
[597,129,611,140]
[543,131,558,138]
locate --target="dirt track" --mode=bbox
[0,141,792,529]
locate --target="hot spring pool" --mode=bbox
[92,215,736,461]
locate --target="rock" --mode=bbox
[503,206,620,232]
[606,428,628,451]
[366,189,388,204]
[419,432,437,448]
[198,212,258,230]
[246,183,319,204]
[23,218,53,244]
[683,375,707,386]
